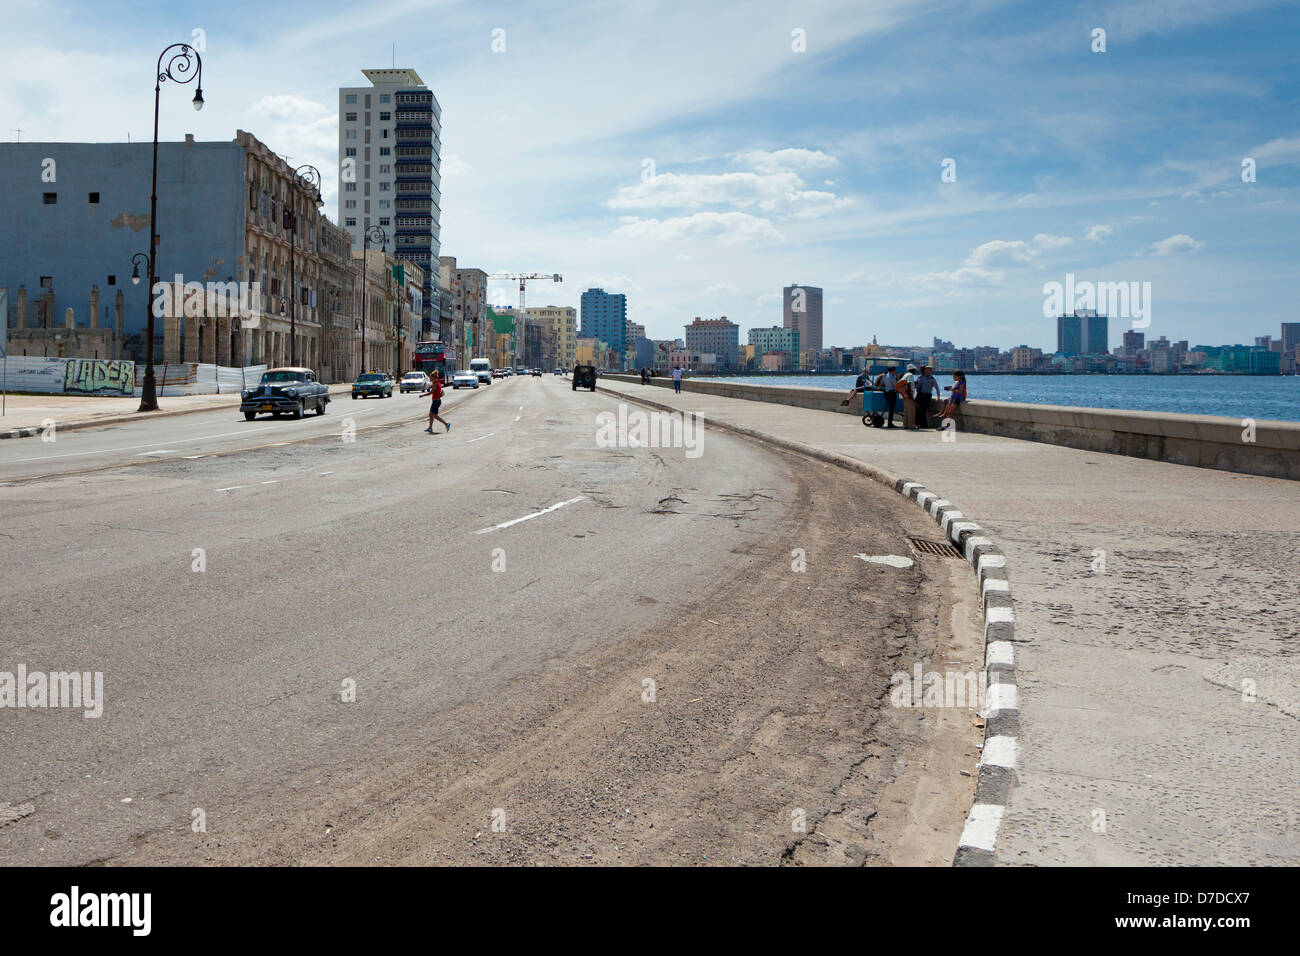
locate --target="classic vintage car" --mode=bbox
[351,372,393,399]
[571,364,597,391]
[241,367,330,420]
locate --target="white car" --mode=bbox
[452,371,480,389]
[400,371,431,393]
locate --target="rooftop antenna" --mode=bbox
[392,43,395,67]
[11,128,23,142]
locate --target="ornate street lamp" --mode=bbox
[360,224,387,373]
[287,163,323,367]
[139,42,204,412]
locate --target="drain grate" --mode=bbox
[908,536,963,558]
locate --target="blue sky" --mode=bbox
[5,0,1299,350]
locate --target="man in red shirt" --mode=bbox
[420,374,451,433]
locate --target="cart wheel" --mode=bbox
[862,414,872,427]
[871,413,885,428]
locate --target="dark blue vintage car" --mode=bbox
[241,367,330,420]
[351,372,393,399]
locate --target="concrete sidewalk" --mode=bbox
[598,377,1300,865]
[0,385,354,438]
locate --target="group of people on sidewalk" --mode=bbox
[842,365,966,430]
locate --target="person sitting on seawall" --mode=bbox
[841,367,873,408]
[938,370,967,430]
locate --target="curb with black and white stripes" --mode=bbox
[591,381,1019,865]
[896,480,1018,867]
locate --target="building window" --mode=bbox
[345,147,357,157]
[379,147,390,156]
[346,112,357,121]
[346,217,357,227]
[345,94,357,104]
[380,94,391,103]
[346,130,357,140]
[379,217,390,226]
[345,183,356,192]
[379,164,390,173]
[379,182,390,191]
[379,200,390,209]
[43,192,56,204]
[382,129,389,139]
[40,276,52,288]
[345,200,356,209]
[88,192,100,204]
[379,112,391,122]
[107,275,116,285]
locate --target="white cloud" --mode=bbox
[704,283,739,295]
[1032,233,1074,249]
[613,212,783,243]
[441,153,472,177]
[607,171,850,218]
[733,148,839,174]
[965,239,1036,268]
[1147,234,1205,256]
[1085,224,1113,241]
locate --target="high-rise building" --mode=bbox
[1056,310,1109,355]
[685,316,740,368]
[1123,330,1145,355]
[783,284,823,352]
[1281,323,1300,354]
[339,68,441,331]
[580,288,627,366]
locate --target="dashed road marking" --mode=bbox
[474,496,586,535]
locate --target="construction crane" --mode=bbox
[487,272,563,313]
[487,272,563,367]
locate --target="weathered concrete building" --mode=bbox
[0,130,372,377]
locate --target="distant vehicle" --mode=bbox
[241,367,330,420]
[413,341,455,382]
[492,369,505,379]
[352,372,393,400]
[531,368,542,377]
[400,371,431,393]
[554,368,563,375]
[572,364,597,391]
[469,357,493,384]
[452,371,479,389]
[515,366,527,376]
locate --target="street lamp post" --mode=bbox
[360,224,387,374]
[139,42,203,412]
[287,164,323,368]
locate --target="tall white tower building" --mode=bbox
[338,68,442,333]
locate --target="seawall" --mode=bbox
[608,375,1299,480]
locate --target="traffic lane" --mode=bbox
[0,382,500,481]
[0,376,792,864]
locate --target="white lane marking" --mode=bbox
[474,496,586,535]
[215,485,246,493]
[514,415,521,422]
[135,449,180,456]
[464,433,495,444]
[183,455,205,460]
[855,553,914,568]
[319,471,335,476]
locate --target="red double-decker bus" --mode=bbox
[413,341,456,382]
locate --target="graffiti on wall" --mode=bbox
[63,359,136,395]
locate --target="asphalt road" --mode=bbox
[0,375,971,865]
